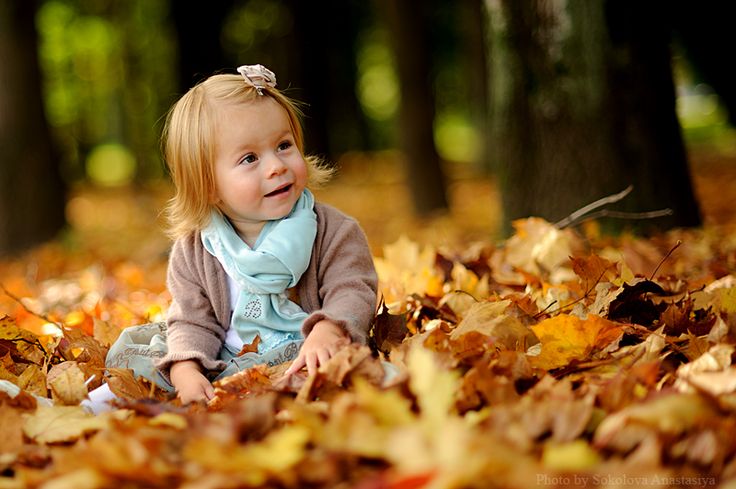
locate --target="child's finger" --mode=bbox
[204,382,215,400]
[306,353,318,377]
[285,355,306,376]
[317,349,330,368]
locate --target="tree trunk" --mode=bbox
[488,0,701,235]
[170,1,234,90]
[459,0,491,169]
[380,0,449,215]
[0,0,66,255]
[284,0,370,161]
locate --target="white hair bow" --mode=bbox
[237,64,277,95]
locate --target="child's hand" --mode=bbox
[169,360,215,405]
[284,320,350,377]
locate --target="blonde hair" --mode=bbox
[162,73,334,239]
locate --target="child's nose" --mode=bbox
[265,155,287,177]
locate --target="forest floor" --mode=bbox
[2,148,736,487]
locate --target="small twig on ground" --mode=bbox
[555,185,633,228]
[555,185,673,229]
[571,208,674,226]
[533,268,608,319]
[1,283,63,328]
[649,240,682,281]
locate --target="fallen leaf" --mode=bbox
[105,368,168,401]
[529,314,623,370]
[183,424,310,486]
[408,343,459,429]
[542,439,601,471]
[570,254,617,288]
[47,361,88,405]
[607,280,667,326]
[237,335,261,356]
[0,403,24,454]
[450,300,539,351]
[502,218,579,283]
[675,344,736,396]
[22,406,113,444]
[370,302,409,355]
[35,468,108,489]
[593,393,716,450]
[148,412,187,430]
[17,364,48,398]
[92,317,121,347]
[0,316,46,366]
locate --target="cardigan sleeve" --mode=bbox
[301,210,378,344]
[154,235,229,376]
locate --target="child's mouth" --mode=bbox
[265,184,292,197]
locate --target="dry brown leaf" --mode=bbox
[570,253,617,287]
[0,403,24,454]
[22,406,114,444]
[47,361,88,405]
[92,317,121,347]
[449,300,539,351]
[593,393,716,451]
[0,316,46,366]
[17,364,48,398]
[105,368,167,401]
[237,335,261,356]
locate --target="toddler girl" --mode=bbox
[87,64,377,409]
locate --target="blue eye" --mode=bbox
[240,154,257,165]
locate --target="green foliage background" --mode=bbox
[35,0,736,188]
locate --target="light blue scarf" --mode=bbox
[201,189,317,352]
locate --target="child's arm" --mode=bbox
[170,360,215,404]
[155,234,231,379]
[284,319,350,376]
[300,209,378,344]
[287,205,379,376]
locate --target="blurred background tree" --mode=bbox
[486,0,701,234]
[0,0,734,255]
[0,0,65,255]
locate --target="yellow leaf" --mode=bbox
[0,403,24,454]
[375,236,444,308]
[529,315,623,370]
[149,412,188,430]
[23,406,111,444]
[93,318,121,347]
[353,377,415,426]
[47,361,88,405]
[36,468,107,489]
[542,440,601,471]
[450,300,539,351]
[184,425,310,486]
[715,287,736,314]
[0,316,45,365]
[408,344,459,429]
[503,218,578,283]
[16,365,47,398]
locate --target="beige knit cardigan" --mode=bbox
[155,202,378,374]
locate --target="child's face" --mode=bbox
[212,97,308,244]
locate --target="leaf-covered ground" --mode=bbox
[3,156,736,488]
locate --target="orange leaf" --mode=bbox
[64,310,95,336]
[238,335,261,356]
[570,254,617,287]
[529,315,623,370]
